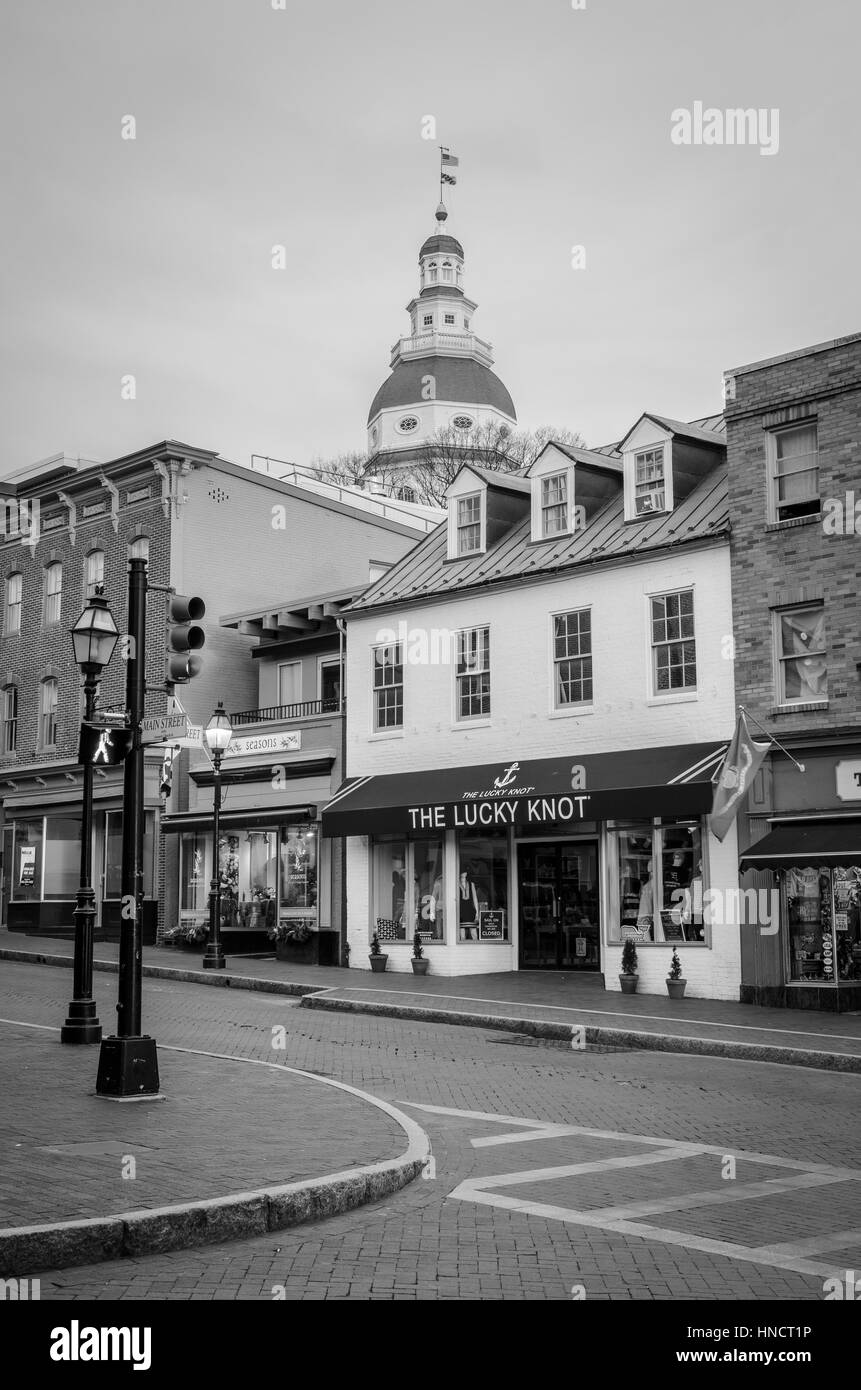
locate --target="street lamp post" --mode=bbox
[61,587,119,1044]
[202,701,232,970]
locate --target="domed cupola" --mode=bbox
[366,181,516,469]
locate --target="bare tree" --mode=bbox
[308,450,368,488]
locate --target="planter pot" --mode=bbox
[274,931,340,966]
[369,954,388,972]
[411,958,430,975]
[619,973,638,994]
[666,978,687,999]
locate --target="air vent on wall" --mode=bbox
[208,486,230,503]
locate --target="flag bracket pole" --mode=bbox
[739,706,806,773]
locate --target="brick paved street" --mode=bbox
[2,960,860,1300]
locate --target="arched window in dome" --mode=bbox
[456,264,463,287]
[429,261,438,284]
[396,485,418,503]
[442,261,453,283]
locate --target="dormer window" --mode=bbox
[633,448,666,515]
[541,473,568,537]
[456,494,482,555]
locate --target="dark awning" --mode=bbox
[322,742,726,838]
[740,819,861,870]
[161,805,317,834]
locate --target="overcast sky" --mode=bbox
[1,0,859,477]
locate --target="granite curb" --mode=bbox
[0,947,320,997]
[298,994,861,1074]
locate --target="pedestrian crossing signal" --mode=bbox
[78,723,133,766]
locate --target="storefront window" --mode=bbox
[12,820,43,901]
[371,836,444,943]
[180,832,210,915]
[787,866,861,983]
[280,824,317,928]
[609,818,705,944]
[457,830,509,942]
[44,817,82,898]
[228,829,277,931]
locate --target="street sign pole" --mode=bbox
[96,557,160,1099]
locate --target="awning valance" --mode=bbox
[161,805,317,834]
[322,742,726,838]
[740,819,861,870]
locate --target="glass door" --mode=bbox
[518,841,601,970]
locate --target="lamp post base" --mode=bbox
[202,946,226,970]
[60,999,102,1045]
[96,1035,160,1097]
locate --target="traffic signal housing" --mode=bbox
[166,594,205,687]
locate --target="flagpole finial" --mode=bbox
[435,200,448,224]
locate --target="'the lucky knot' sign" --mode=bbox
[408,761,589,830]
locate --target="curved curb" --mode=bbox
[0,1048,431,1277]
[298,994,861,1074]
[0,947,321,997]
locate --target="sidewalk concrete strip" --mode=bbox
[0,1031,431,1277]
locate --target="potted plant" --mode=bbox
[369,931,388,973]
[619,937,638,993]
[268,920,314,963]
[181,920,208,950]
[411,931,429,975]
[666,948,687,999]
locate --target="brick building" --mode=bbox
[325,415,743,997]
[0,442,439,947]
[724,332,861,1009]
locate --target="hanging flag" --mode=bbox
[441,149,459,167]
[160,744,177,798]
[709,712,771,842]
[441,173,457,185]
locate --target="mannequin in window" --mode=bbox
[458,870,479,940]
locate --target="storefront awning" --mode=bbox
[322,742,726,838]
[740,819,861,870]
[161,806,317,834]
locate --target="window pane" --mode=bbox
[3,685,17,753]
[280,824,317,923]
[615,825,655,942]
[779,609,826,701]
[278,662,301,706]
[180,832,210,913]
[411,837,444,942]
[105,810,124,897]
[13,819,43,900]
[659,821,704,941]
[787,867,835,982]
[44,816,82,898]
[373,838,407,941]
[458,831,509,941]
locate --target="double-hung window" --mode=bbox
[85,550,104,599]
[456,627,490,719]
[43,563,62,626]
[634,448,666,515]
[651,590,696,693]
[775,604,826,703]
[40,678,58,748]
[554,610,592,707]
[456,494,481,556]
[5,573,22,635]
[769,423,819,521]
[2,685,17,753]
[541,473,568,536]
[372,642,403,730]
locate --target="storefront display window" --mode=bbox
[371,835,444,943]
[608,818,705,944]
[180,832,210,915]
[44,817,82,899]
[457,830,509,942]
[103,810,155,900]
[12,820,43,901]
[786,865,861,983]
[280,824,317,927]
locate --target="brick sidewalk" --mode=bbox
[0,1022,404,1230]
[3,928,861,1060]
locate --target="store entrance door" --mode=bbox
[518,841,601,970]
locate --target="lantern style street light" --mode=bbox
[61,587,119,1044]
[202,701,232,970]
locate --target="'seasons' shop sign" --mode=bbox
[407,760,590,831]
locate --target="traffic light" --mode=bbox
[166,594,205,687]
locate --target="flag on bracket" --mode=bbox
[160,744,178,798]
[709,711,771,842]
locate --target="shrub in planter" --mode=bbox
[666,948,687,999]
[411,931,429,976]
[268,920,314,961]
[619,937,638,994]
[368,931,388,973]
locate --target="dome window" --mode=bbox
[444,313,456,325]
[422,314,433,328]
[452,415,474,431]
[396,485,418,503]
[442,261,453,283]
[429,261,438,283]
[398,416,419,433]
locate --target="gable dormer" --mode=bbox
[618,414,725,522]
[526,443,623,541]
[445,465,530,561]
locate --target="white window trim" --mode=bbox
[448,490,486,560]
[765,421,820,524]
[453,624,491,724]
[5,572,22,635]
[771,602,826,707]
[624,442,673,522]
[531,467,575,541]
[645,586,698,700]
[317,653,342,706]
[549,606,594,714]
[604,816,711,948]
[42,563,63,627]
[370,640,404,734]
